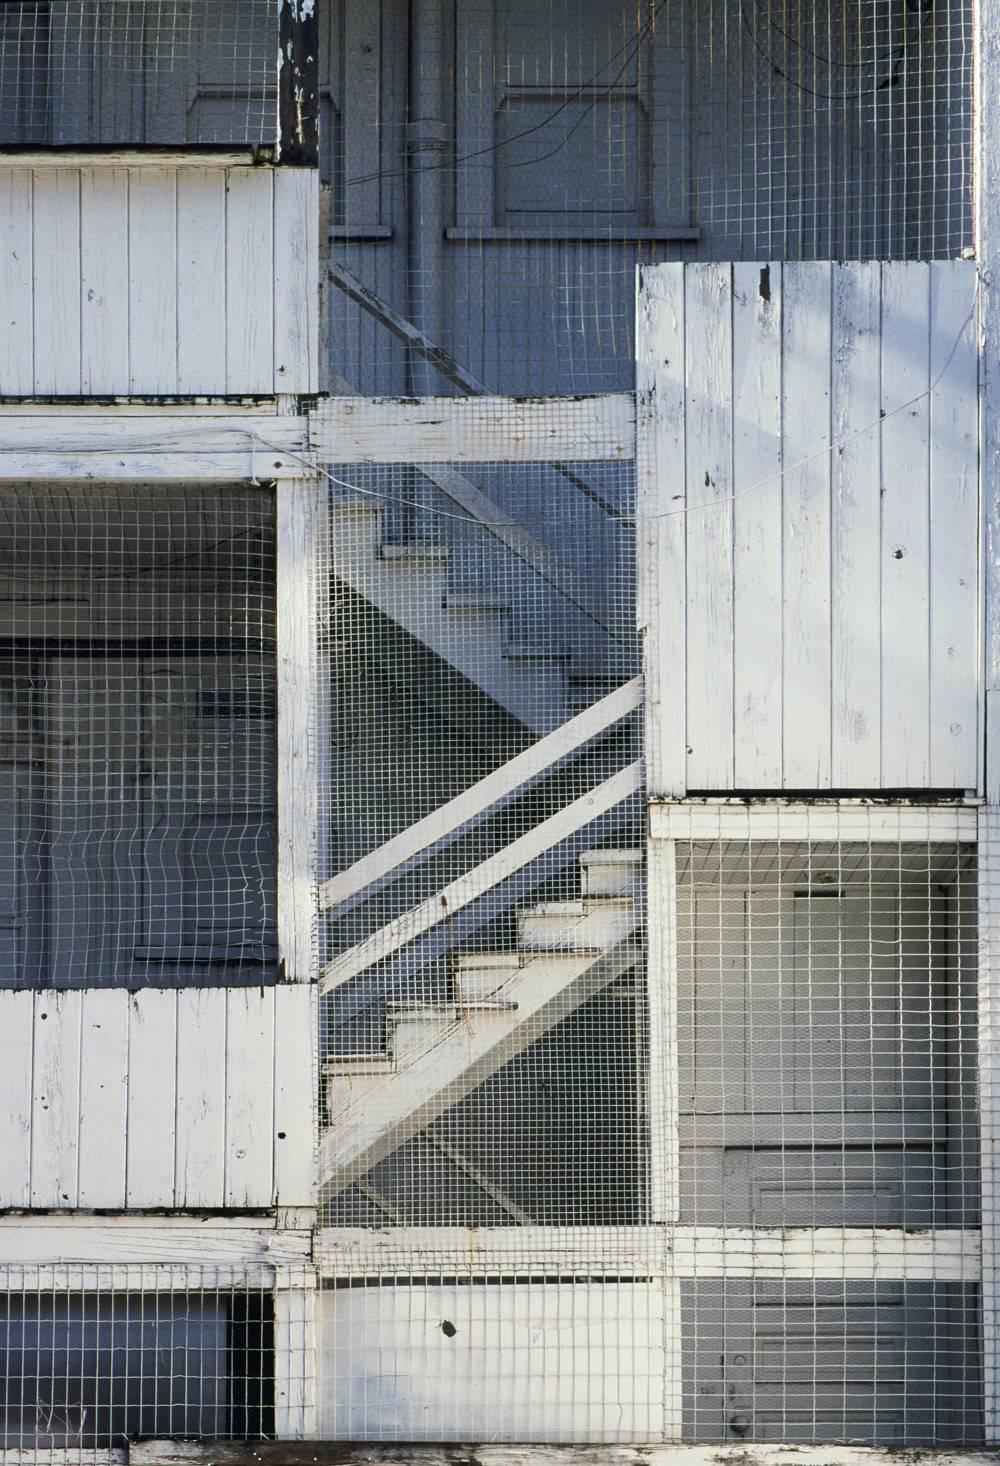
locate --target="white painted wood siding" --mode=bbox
[637,260,980,795]
[0,985,314,1210]
[0,162,319,396]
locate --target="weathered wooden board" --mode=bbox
[0,986,314,1210]
[637,261,980,795]
[0,162,319,396]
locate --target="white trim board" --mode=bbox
[0,413,314,481]
[648,801,980,843]
[316,1226,982,1283]
[308,392,636,463]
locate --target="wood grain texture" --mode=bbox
[0,169,34,394]
[637,260,980,794]
[80,167,129,392]
[32,168,82,394]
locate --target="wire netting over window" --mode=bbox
[0,1,278,146]
[326,0,974,398]
[0,483,277,988]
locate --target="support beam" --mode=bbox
[276,0,319,166]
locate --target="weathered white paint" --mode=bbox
[0,986,313,1210]
[277,479,320,983]
[0,161,318,396]
[0,1215,312,1269]
[316,1278,669,1442]
[980,810,1000,1439]
[128,1444,1000,1466]
[274,1284,318,1439]
[648,800,980,844]
[309,391,636,462]
[637,261,980,795]
[0,412,311,480]
[317,1226,981,1282]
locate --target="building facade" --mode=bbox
[0,0,994,1452]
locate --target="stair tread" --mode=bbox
[579,848,643,864]
[522,897,636,916]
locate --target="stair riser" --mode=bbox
[518,907,637,949]
[580,864,642,897]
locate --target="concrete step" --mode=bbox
[517,895,638,950]
[579,847,643,896]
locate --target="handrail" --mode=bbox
[318,759,642,994]
[318,676,640,913]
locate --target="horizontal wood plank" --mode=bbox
[309,393,636,463]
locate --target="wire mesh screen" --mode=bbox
[0,1270,280,1454]
[0,483,277,988]
[0,1,278,146]
[326,0,974,398]
[316,735,983,1443]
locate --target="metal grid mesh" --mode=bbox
[0,483,277,988]
[0,1271,280,1455]
[0,1,278,146]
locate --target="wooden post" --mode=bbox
[277,0,320,167]
[977,0,999,1436]
[276,475,320,984]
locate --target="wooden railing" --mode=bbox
[318,677,642,994]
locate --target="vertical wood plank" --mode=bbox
[881,261,932,787]
[128,168,179,392]
[647,837,679,1224]
[225,987,276,1207]
[32,168,82,395]
[80,167,130,393]
[226,167,275,391]
[0,168,34,395]
[274,1284,318,1438]
[980,808,1000,1440]
[126,989,178,1208]
[274,169,320,393]
[636,263,687,798]
[0,992,34,1207]
[77,988,128,1208]
[929,259,980,789]
[781,262,833,788]
[277,479,319,985]
[683,264,734,789]
[30,990,82,1208]
[732,261,782,788]
[274,984,316,1207]
[175,987,227,1208]
[830,261,883,787]
[176,167,227,392]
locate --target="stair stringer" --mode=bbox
[329,499,570,732]
[320,935,641,1199]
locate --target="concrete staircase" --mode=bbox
[330,497,580,733]
[321,847,643,1191]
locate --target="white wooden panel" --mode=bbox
[174,988,227,1207]
[881,262,932,786]
[128,168,178,392]
[274,1286,318,1439]
[32,168,82,395]
[77,988,129,1208]
[0,992,34,1207]
[176,168,227,392]
[273,985,317,1207]
[929,259,980,788]
[225,987,275,1206]
[226,167,275,391]
[274,169,319,394]
[80,167,129,393]
[781,262,832,788]
[125,989,178,1208]
[30,990,82,1208]
[318,1281,667,1441]
[732,262,782,788]
[0,169,34,394]
[636,261,980,795]
[683,264,734,789]
[830,261,882,787]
